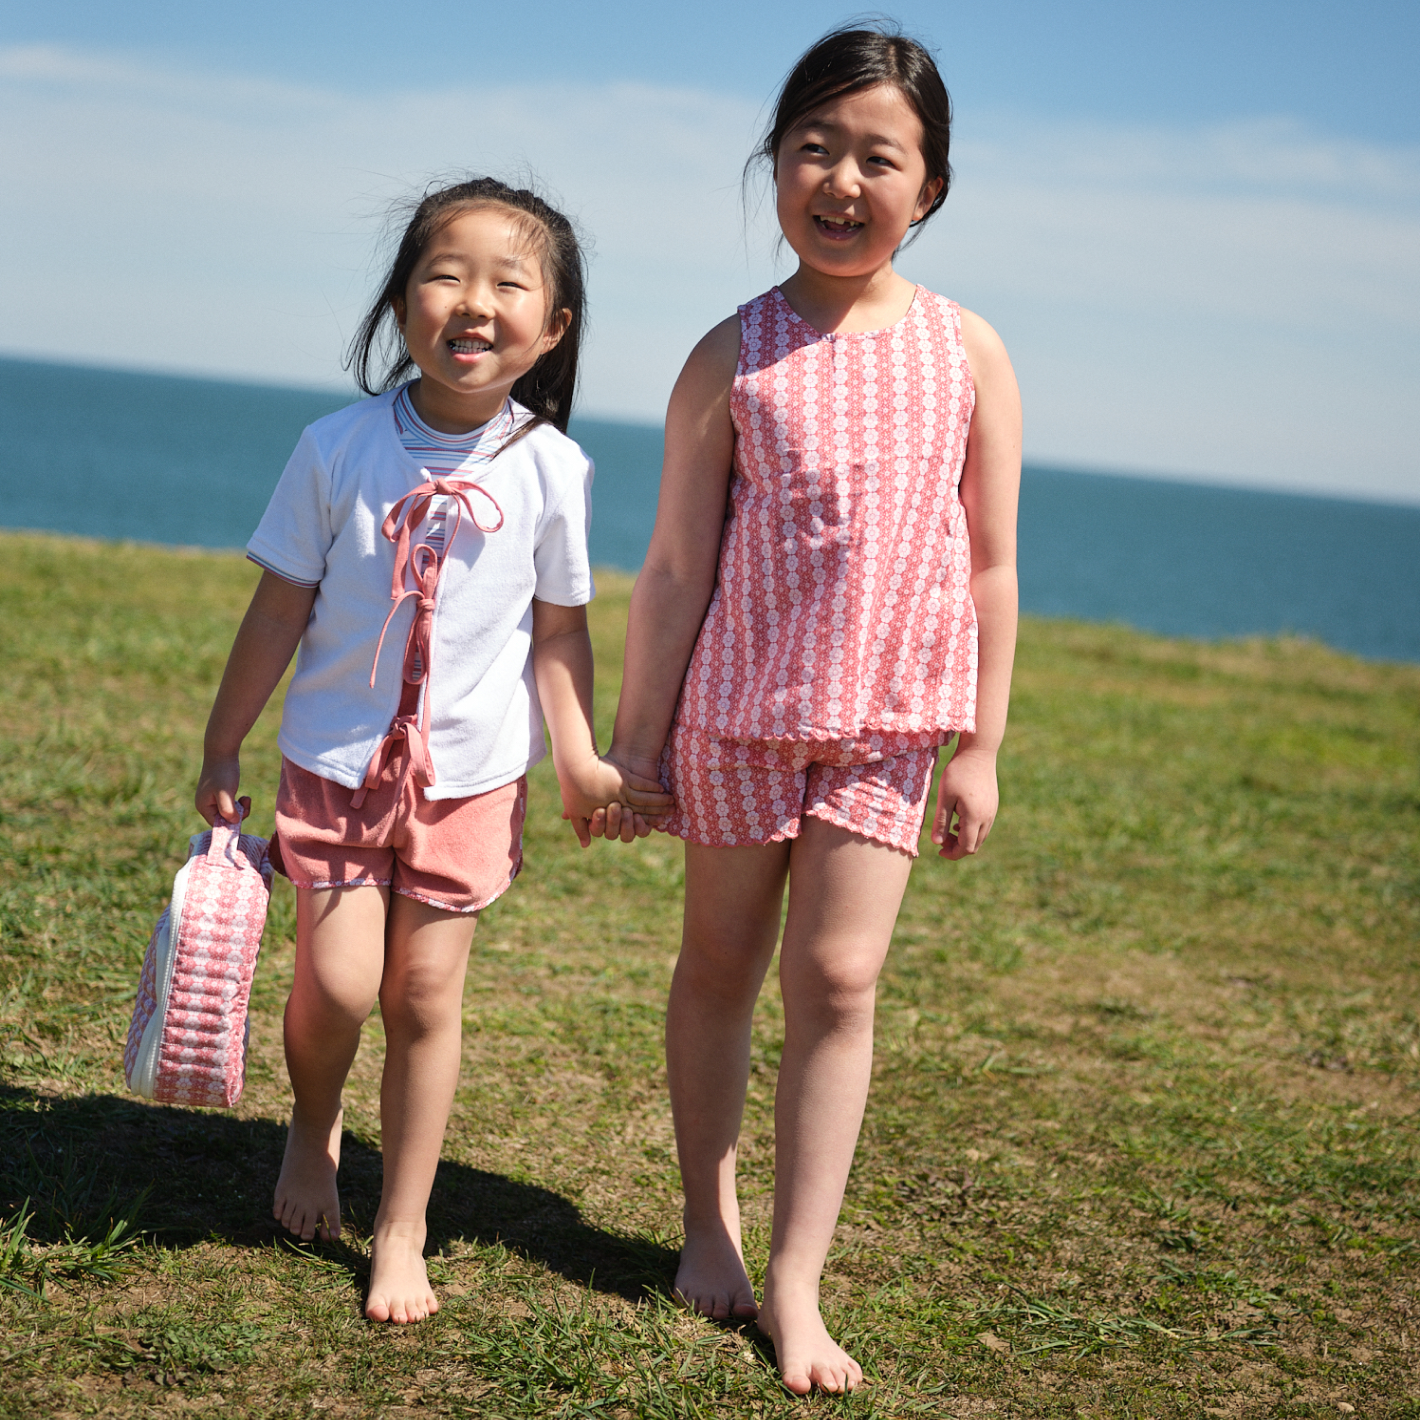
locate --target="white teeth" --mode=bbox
[449,338,491,352]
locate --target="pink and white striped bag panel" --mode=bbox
[124,812,273,1108]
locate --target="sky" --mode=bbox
[1,0,1417,502]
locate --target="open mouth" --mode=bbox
[814,216,863,236]
[448,337,492,354]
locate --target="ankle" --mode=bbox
[681,1207,742,1239]
[762,1265,821,1307]
[289,1099,342,1133]
[372,1215,428,1247]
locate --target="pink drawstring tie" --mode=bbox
[353,474,504,808]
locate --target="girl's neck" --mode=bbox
[406,377,502,436]
[778,264,917,337]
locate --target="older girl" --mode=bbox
[603,30,1022,1393]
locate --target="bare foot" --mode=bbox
[366,1224,439,1324]
[273,1106,342,1242]
[758,1282,862,1395]
[674,1225,758,1321]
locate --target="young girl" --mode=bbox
[196,177,669,1325]
[600,29,1022,1394]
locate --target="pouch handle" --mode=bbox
[206,801,249,865]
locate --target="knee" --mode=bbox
[782,949,881,1033]
[378,969,463,1038]
[675,934,773,1004]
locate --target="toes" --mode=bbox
[781,1368,813,1396]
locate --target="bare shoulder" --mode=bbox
[680,313,742,387]
[956,307,1013,384]
[667,313,742,429]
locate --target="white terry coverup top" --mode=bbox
[247,389,594,799]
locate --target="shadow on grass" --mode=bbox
[0,1084,677,1302]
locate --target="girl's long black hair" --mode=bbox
[346,176,586,435]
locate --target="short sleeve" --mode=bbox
[532,446,595,607]
[246,427,333,587]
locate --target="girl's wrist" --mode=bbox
[949,735,1000,761]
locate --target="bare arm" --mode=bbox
[531,598,673,847]
[195,568,317,824]
[931,308,1022,859]
[605,314,742,782]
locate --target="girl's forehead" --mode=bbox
[792,84,923,143]
[427,205,544,262]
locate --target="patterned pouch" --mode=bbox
[124,810,273,1108]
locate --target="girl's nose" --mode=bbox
[822,162,861,198]
[457,287,495,317]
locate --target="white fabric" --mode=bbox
[247,388,594,799]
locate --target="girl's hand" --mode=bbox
[586,750,671,845]
[560,753,673,849]
[931,743,999,859]
[195,755,250,827]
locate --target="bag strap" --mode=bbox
[206,803,248,866]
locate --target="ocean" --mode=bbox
[3,355,1417,662]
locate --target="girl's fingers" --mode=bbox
[623,782,674,805]
[931,794,958,847]
[589,807,608,838]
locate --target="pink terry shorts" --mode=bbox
[660,724,942,858]
[271,754,525,914]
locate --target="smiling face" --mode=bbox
[393,205,569,433]
[774,83,943,282]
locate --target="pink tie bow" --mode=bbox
[354,473,505,807]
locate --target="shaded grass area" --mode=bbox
[0,528,1417,1417]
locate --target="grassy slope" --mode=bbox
[0,530,1417,1419]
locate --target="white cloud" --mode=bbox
[1,45,1416,501]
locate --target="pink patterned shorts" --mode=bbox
[660,725,942,858]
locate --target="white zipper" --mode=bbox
[131,835,201,1096]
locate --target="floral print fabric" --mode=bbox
[677,285,978,745]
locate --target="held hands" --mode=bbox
[559,752,673,849]
[194,753,251,828]
[931,743,999,859]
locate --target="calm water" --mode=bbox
[3,355,1417,662]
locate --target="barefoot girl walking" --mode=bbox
[196,178,668,1324]
[601,29,1022,1392]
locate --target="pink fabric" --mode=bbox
[661,725,939,857]
[677,285,978,743]
[125,817,273,1109]
[272,755,525,914]
[357,475,504,806]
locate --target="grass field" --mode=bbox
[0,529,1417,1419]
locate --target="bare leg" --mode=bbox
[757,817,914,1395]
[275,885,388,1242]
[365,892,477,1324]
[667,840,790,1320]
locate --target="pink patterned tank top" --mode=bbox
[677,285,978,744]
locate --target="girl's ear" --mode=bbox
[913,175,945,223]
[391,295,407,333]
[542,307,572,352]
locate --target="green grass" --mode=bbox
[0,528,1417,1418]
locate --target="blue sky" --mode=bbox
[9,1,1418,142]
[2,1,1417,499]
